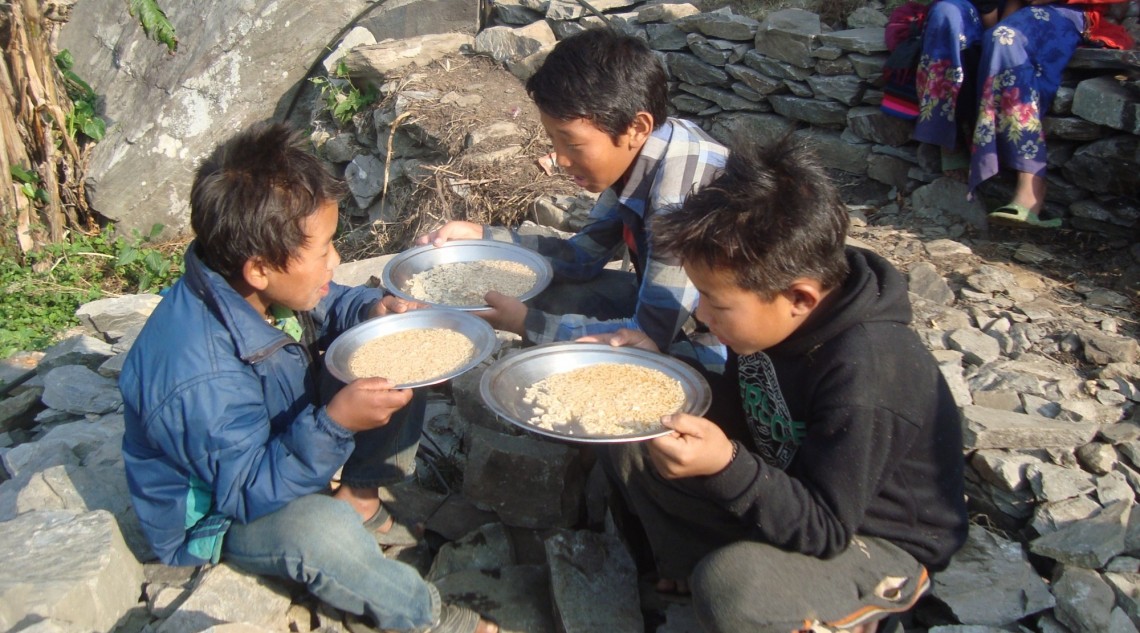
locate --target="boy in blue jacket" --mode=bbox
[417,28,729,368]
[119,122,496,633]
[588,137,968,633]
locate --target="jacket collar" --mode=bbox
[612,118,676,217]
[182,242,293,363]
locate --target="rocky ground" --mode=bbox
[2,42,1140,633]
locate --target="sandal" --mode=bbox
[987,202,1062,229]
[361,504,421,547]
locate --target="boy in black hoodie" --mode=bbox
[588,138,968,633]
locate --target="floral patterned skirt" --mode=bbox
[914,0,985,152]
[969,5,1084,193]
[914,0,1085,192]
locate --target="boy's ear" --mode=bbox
[787,279,824,316]
[242,257,271,292]
[626,111,654,147]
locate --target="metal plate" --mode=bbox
[382,240,554,311]
[325,309,498,389]
[479,343,712,443]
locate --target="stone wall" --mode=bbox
[490,0,1139,233]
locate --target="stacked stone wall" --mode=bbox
[494,1,1139,232]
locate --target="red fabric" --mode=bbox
[885,1,932,52]
[1082,6,1135,50]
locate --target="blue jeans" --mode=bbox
[223,494,440,631]
[340,389,428,488]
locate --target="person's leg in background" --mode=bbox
[913,0,985,180]
[970,4,1084,226]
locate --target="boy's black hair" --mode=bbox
[189,122,346,280]
[525,28,668,139]
[653,136,850,299]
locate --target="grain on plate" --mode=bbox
[348,328,474,385]
[406,260,537,306]
[522,362,685,436]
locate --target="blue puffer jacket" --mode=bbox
[120,243,383,566]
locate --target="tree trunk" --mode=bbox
[1,0,89,259]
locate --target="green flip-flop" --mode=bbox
[987,203,1062,229]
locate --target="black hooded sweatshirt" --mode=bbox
[697,247,968,571]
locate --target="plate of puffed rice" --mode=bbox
[382,240,553,311]
[479,343,712,443]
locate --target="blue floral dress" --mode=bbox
[969,5,1084,193]
[914,0,1085,194]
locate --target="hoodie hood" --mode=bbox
[770,247,913,358]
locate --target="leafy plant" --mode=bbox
[0,224,184,358]
[56,50,106,141]
[311,61,379,124]
[10,165,49,205]
[128,0,178,53]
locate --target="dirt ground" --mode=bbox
[332,52,1140,332]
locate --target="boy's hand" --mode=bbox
[478,291,527,336]
[647,413,735,479]
[415,220,483,247]
[577,328,660,353]
[370,295,426,318]
[325,378,414,432]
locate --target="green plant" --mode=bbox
[311,61,379,125]
[10,164,49,205]
[0,224,184,358]
[56,50,106,141]
[128,0,178,53]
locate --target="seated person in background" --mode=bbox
[917,0,1133,228]
[416,28,729,368]
[586,137,968,633]
[119,122,496,633]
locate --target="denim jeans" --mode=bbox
[223,493,440,631]
[339,388,428,489]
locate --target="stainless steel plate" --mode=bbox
[479,343,712,443]
[325,309,498,389]
[382,240,554,311]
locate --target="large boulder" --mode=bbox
[58,0,372,236]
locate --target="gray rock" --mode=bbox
[791,128,871,172]
[462,425,585,529]
[947,328,1002,366]
[433,564,556,633]
[41,366,122,416]
[427,522,515,581]
[971,451,1042,492]
[816,28,888,54]
[1061,135,1139,197]
[1031,500,1132,569]
[1082,332,1140,365]
[679,83,769,112]
[636,3,701,23]
[664,52,732,87]
[0,510,144,633]
[1072,76,1140,135]
[805,74,865,106]
[345,154,385,208]
[769,95,847,127]
[58,0,374,236]
[75,294,162,340]
[931,524,1055,625]
[1105,571,1140,627]
[1054,565,1117,633]
[848,53,888,79]
[742,49,814,81]
[911,179,987,228]
[646,23,690,50]
[544,0,638,20]
[754,9,819,69]
[847,7,887,28]
[1,416,123,479]
[708,112,796,148]
[1078,442,1121,475]
[846,106,914,147]
[1027,462,1097,503]
[156,563,293,633]
[545,530,642,633]
[473,22,555,63]
[344,33,476,84]
[0,389,42,434]
[675,10,760,40]
[1032,495,1104,536]
[961,405,1099,450]
[36,336,116,376]
[1099,471,1134,507]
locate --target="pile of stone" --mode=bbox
[333,0,1138,236]
[2,199,1139,632]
